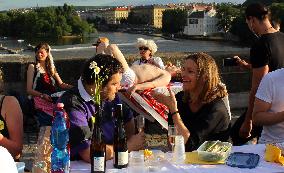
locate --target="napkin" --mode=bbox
[185,152,225,165]
[265,144,284,166]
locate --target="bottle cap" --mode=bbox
[57,103,64,108]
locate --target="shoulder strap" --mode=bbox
[0,95,5,115]
[33,63,37,82]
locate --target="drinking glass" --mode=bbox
[168,125,177,152]
[136,115,145,133]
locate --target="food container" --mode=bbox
[197,141,232,162]
[16,162,25,173]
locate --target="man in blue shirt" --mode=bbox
[59,54,145,163]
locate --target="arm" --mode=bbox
[26,64,52,101]
[124,118,145,151]
[53,72,73,90]
[0,96,23,158]
[152,89,190,143]
[105,44,129,72]
[239,65,269,138]
[253,98,284,125]
[129,65,171,94]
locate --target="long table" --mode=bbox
[70,144,284,173]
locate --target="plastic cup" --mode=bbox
[128,152,146,173]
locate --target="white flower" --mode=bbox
[89,61,97,70]
[94,66,100,75]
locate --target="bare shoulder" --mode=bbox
[3,96,20,107]
[27,63,35,71]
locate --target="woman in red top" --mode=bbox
[26,43,72,126]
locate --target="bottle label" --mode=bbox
[93,156,105,171]
[117,151,128,165]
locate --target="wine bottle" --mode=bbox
[113,104,128,169]
[90,106,106,173]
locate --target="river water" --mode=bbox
[0,32,249,59]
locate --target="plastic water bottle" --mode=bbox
[50,103,70,173]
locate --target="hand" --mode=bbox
[96,42,108,54]
[104,44,118,56]
[106,145,114,160]
[234,56,251,69]
[152,88,178,112]
[239,119,252,138]
[42,94,52,102]
[165,65,181,77]
[127,85,139,96]
[127,131,145,151]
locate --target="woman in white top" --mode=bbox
[132,38,165,69]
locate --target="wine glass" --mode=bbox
[136,115,145,133]
[168,125,177,152]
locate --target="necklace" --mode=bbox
[264,26,273,33]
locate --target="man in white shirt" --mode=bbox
[253,68,284,143]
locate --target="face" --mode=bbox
[181,59,198,92]
[139,46,151,59]
[36,48,48,62]
[246,17,259,34]
[101,73,122,101]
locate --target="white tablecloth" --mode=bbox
[70,144,284,173]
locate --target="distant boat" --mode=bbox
[17,39,24,43]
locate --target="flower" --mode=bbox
[89,61,106,105]
[0,120,4,131]
[89,61,97,70]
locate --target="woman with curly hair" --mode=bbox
[132,38,165,69]
[154,52,231,151]
[26,43,72,126]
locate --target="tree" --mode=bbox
[216,3,240,33]
[270,3,284,32]
[162,9,187,34]
[243,0,284,6]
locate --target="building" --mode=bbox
[183,7,219,36]
[79,9,104,20]
[131,5,170,28]
[103,6,130,24]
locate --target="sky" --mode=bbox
[0,0,246,11]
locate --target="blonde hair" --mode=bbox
[34,43,56,76]
[136,38,158,55]
[183,52,227,104]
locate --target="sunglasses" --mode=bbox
[139,47,149,51]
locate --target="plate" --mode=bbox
[226,152,260,169]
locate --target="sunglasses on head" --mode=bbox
[139,47,149,51]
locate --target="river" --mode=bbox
[0,32,249,59]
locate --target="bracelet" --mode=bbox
[40,94,44,98]
[169,111,179,117]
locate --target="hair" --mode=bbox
[34,43,56,76]
[245,3,270,21]
[136,38,158,55]
[271,19,281,30]
[0,68,3,94]
[183,52,227,104]
[81,54,123,87]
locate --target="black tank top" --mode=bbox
[0,95,9,138]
